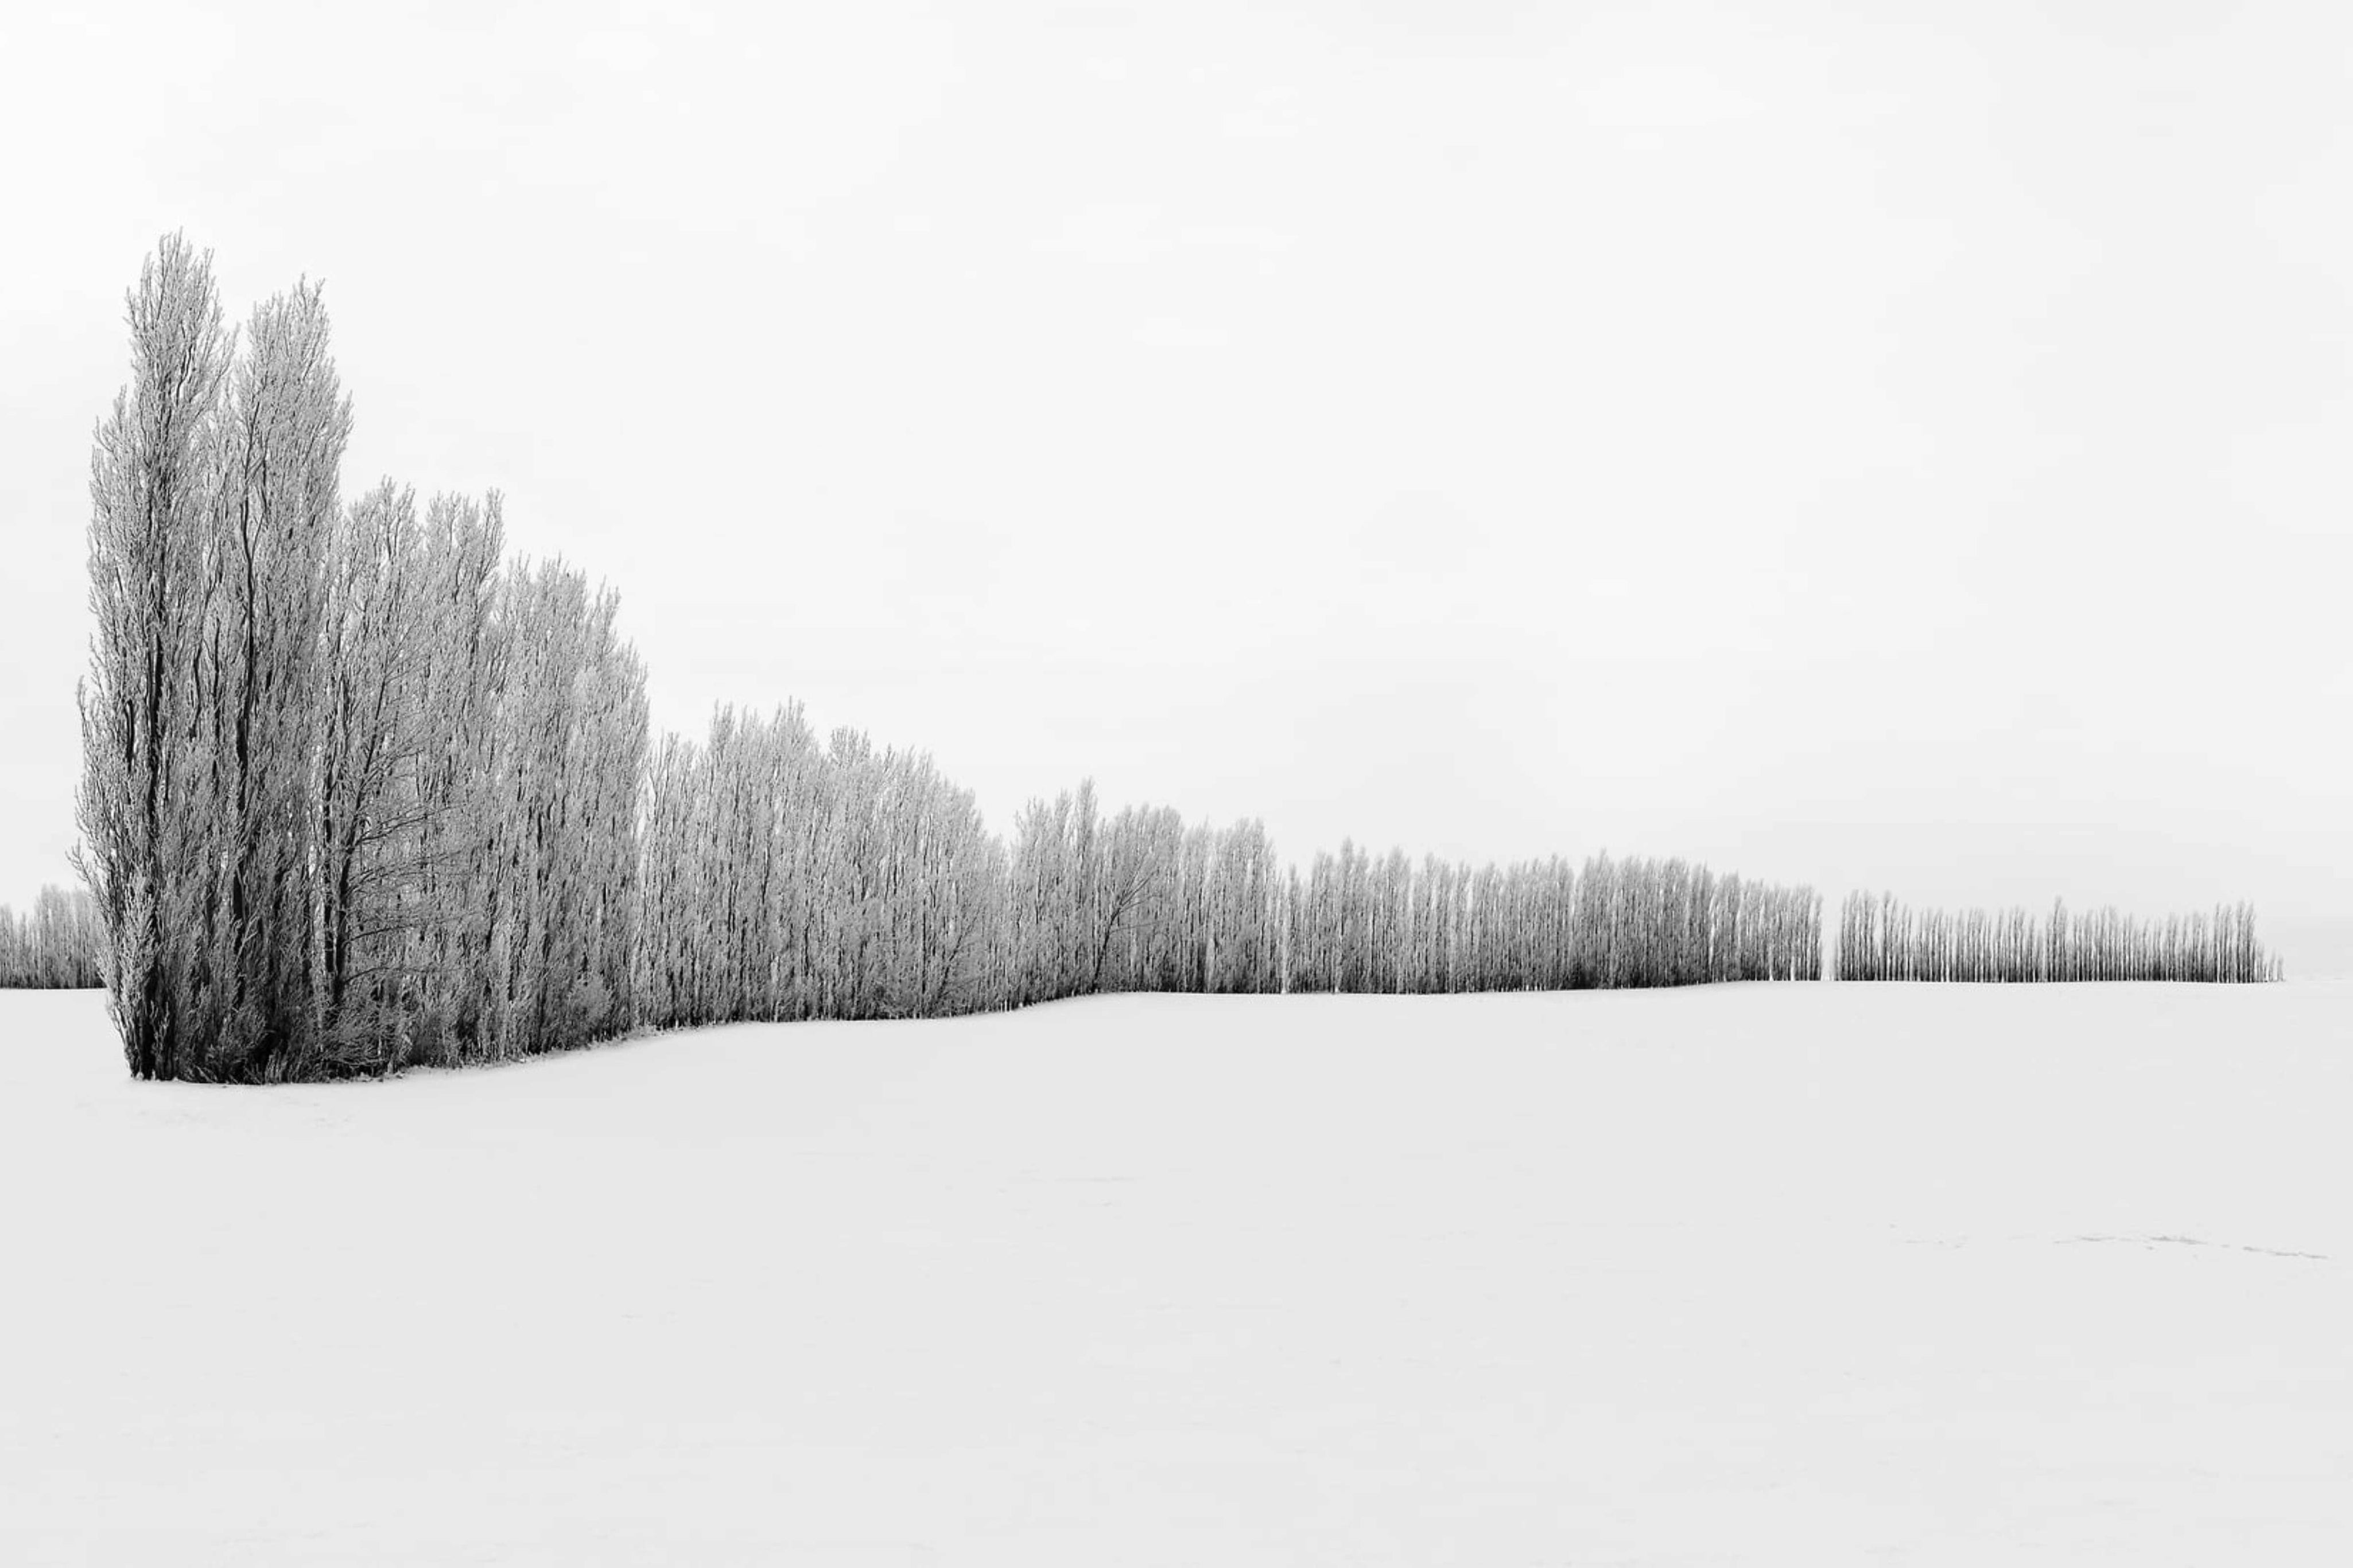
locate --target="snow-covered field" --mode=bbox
[4,982,2351,1566]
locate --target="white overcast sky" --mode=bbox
[2,1,2347,933]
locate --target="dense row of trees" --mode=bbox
[634,707,1005,1026]
[1275,849,1822,994]
[1836,892,2281,983]
[0,886,104,989]
[76,238,646,1079]
[64,239,2282,1080]
[1007,787,1287,1003]
[631,742,1827,1025]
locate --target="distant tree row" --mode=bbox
[1835,892,2281,982]
[630,736,1827,1027]
[634,706,1004,1026]
[1275,847,1821,994]
[0,886,104,989]
[1008,796,1823,1001]
[1007,786,1288,1003]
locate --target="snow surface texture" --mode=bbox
[5,982,2351,1566]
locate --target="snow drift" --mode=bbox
[4,981,2350,1565]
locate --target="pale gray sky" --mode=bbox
[2,2,2347,939]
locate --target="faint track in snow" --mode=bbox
[2057,1233,2331,1260]
[1894,1232,2333,1260]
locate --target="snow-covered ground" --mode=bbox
[4,981,2351,1566]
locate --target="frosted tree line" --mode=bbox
[0,886,105,989]
[631,732,1827,1025]
[1836,892,2282,983]
[63,239,2277,1079]
[1277,849,1822,993]
[76,239,644,1078]
[633,707,1007,1026]
[65,238,1822,1075]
